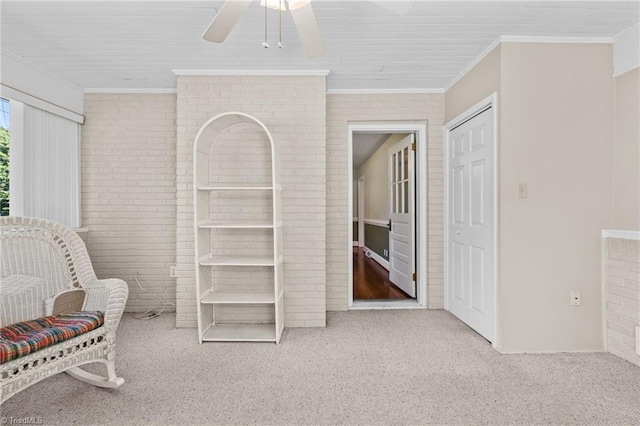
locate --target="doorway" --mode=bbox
[444,94,497,342]
[348,123,428,309]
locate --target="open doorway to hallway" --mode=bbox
[348,122,428,309]
[351,132,416,302]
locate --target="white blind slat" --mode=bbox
[22,104,80,227]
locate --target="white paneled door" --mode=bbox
[448,107,494,341]
[388,135,416,298]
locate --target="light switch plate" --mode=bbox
[518,183,528,198]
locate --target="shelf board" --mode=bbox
[197,184,281,191]
[200,290,275,304]
[198,220,276,229]
[202,324,276,342]
[199,255,274,266]
[198,220,282,229]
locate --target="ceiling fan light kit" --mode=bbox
[260,0,285,11]
[203,0,324,58]
[260,0,310,11]
[286,0,312,11]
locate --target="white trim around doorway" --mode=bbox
[443,92,499,349]
[347,122,428,309]
[357,175,365,248]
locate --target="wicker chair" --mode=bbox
[0,217,128,403]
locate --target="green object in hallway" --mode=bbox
[364,223,389,261]
[353,220,358,242]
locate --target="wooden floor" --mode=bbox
[353,247,410,300]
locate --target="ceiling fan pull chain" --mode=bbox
[278,0,283,49]
[262,1,270,49]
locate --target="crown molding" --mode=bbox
[84,88,177,94]
[445,36,502,92]
[1,48,83,92]
[327,88,444,95]
[613,22,640,41]
[613,64,640,78]
[500,35,613,44]
[172,69,330,76]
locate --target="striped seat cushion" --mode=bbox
[0,311,104,365]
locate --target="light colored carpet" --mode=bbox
[2,311,639,425]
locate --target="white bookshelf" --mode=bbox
[193,112,284,344]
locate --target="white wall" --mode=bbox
[326,93,445,310]
[0,50,83,119]
[612,24,640,231]
[82,93,177,313]
[498,42,614,353]
[446,41,616,352]
[175,75,327,328]
[613,68,640,231]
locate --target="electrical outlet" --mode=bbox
[518,183,528,198]
[383,249,388,257]
[570,291,581,306]
[169,266,177,278]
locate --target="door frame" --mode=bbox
[443,92,498,347]
[357,175,365,247]
[347,122,428,309]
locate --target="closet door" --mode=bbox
[448,107,494,342]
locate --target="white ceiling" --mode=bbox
[1,1,638,90]
[353,132,391,168]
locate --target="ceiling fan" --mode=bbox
[202,0,415,59]
[203,0,324,58]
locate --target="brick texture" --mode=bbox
[605,238,640,366]
[326,93,445,310]
[81,89,446,323]
[82,94,177,313]
[175,76,327,328]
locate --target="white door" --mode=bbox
[357,176,365,247]
[448,107,494,341]
[388,134,416,298]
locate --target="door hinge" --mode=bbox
[412,272,416,281]
[411,142,416,151]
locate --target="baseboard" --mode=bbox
[364,246,389,271]
[352,241,358,247]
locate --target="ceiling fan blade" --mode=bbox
[202,0,253,43]
[370,0,415,15]
[289,2,325,59]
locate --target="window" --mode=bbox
[0,99,8,216]
[7,100,80,227]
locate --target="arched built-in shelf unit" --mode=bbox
[194,112,283,343]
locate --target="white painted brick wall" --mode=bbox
[82,89,445,321]
[326,93,445,310]
[175,76,327,328]
[605,238,640,366]
[82,93,177,312]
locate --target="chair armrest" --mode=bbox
[82,278,129,330]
